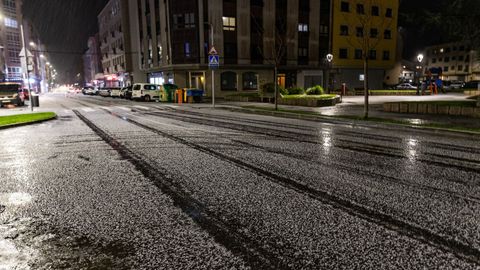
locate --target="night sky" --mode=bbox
[22,0,444,83]
[22,0,108,83]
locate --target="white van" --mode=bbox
[131,83,161,102]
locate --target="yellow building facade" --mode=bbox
[330,0,399,88]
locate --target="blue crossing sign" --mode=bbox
[209,55,219,69]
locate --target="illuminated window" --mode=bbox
[298,23,308,32]
[4,17,17,28]
[222,17,236,31]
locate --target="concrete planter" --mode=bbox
[437,106,449,115]
[448,106,462,116]
[384,102,480,118]
[383,103,392,112]
[417,104,428,114]
[225,96,262,102]
[408,103,418,114]
[278,96,341,107]
[400,103,409,113]
[427,104,437,114]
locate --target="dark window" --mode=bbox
[443,66,448,72]
[319,24,329,35]
[459,55,464,61]
[341,1,349,12]
[355,49,362,59]
[386,8,392,17]
[242,72,258,90]
[444,56,450,62]
[250,0,263,6]
[372,6,379,16]
[453,46,457,51]
[370,28,378,38]
[356,27,363,37]
[221,71,237,90]
[339,48,348,59]
[356,4,364,14]
[452,56,456,60]
[445,47,451,53]
[224,42,237,64]
[458,65,463,71]
[384,29,391,39]
[369,50,376,60]
[383,50,390,60]
[459,45,465,51]
[340,25,349,36]
[298,47,308,57]
[432,58,437,63]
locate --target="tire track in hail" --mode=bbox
[72,109,285,269]
[101,108,480,266]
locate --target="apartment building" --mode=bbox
[1,0,23,82]
[124,0,399,95]
[424,42,478,82]
[98,0,133,87]
[127,0,354,98]
[83,34,103,86]
[331,0,399,89]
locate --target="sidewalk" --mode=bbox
[0,94,62,116]
[187,94,480,130]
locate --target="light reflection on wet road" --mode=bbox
[0,94,479,269]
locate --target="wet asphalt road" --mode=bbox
[1,94,479,269]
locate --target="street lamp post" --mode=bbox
[417,54,424,84]
[326,54,333,94]
[20,24,33,112]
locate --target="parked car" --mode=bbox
[131,83,161,102]
[83,87,97,95]
[444,80,465,91]
[98,88,111,97]
[121,86,132,99]
[396,83,417,90]
[110,87,122,98]
[462,80,480,90]
[0,82,23,107]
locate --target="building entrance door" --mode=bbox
[277,74,286,88]
[189,72,205,90]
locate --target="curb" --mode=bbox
[0,115,57,130]
[217,106,480,137]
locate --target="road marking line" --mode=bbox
[116,106,130,111]
[82,107,95,112]
[133,105,150,110]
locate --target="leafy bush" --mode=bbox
[306,85,324,95]
[286,87,305,95]
[261,83,287,95]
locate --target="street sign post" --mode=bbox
[208,46,219,108]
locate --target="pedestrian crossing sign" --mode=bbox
[209,55,219,69]
[208,46,218,55]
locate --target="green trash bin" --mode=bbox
[163,84,178,103]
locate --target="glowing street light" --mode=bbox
[417,54,424,63]
[29,41,36,47]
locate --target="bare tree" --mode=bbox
[342,0,393,118]
[250,10,287,111]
